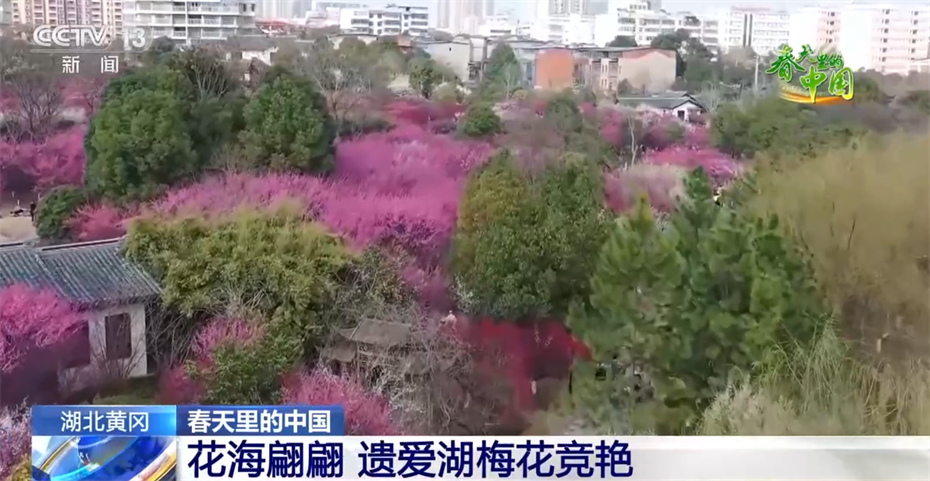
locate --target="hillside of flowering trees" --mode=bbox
[5,42,924,475]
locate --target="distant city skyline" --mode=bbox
[350,0,930,22]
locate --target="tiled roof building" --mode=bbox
[0,237,160,309]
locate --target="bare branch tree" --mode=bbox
[5,67,63,141]
[296,43,389,134]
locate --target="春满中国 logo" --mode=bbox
[766,44,854,105]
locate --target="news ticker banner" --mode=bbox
[30,405,930,481]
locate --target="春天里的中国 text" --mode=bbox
[766,44,855,104]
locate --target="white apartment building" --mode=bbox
[718,6,790,55]
[339,4,429,36]
[788,7,841,51]
[123,0,258,45]
[838,3,930,74]
[530,13,595,45]
[593,8,718,50]
[12,0,122,27]
[312,0,367,11]
[435,0,492,34]
[477,14,517,38]
[1,0,12,25]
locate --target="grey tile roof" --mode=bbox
[616,94,706,111]
[0,238,160,310]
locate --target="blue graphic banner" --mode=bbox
[177,406,345,436]
[32,405,177,436]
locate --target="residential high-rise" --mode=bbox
[123,0,258,45]
[838,3,930,74]
[435,0,492,34]
[12,0,122,27]
[718,6,790,55]
[788,7,841,51]
[340,3,429,36]
[593,7,719,49]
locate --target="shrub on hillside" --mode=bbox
[240,72,336,174]
[185,315,302,405]
[459,103,503,138]
[453,151,609,318]
[85,89,198,201]
[125,208,350,333]
[569,170,827,433]
[35,185,87,241]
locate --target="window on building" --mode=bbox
[676,110,685,120]
[105,313,132,361]
[63,321,91,369]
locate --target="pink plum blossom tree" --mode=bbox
[0,405,30,481]
[281,368,400,435]
[0,284,84,373]
[0,126,86,194]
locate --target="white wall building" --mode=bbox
[838,3,930,74]
[593,8,718,50]
[0,238,160,406]
[123,0,258,45]
[530,13,596,45]
[717,6,790,55]
[339,4,429,36]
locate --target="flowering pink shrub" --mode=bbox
[683,124,710,149]
[281,368,400,435]
[0,405,30,481]
[642,115,684,151]
[0,126,86,193]
[645,147,741,186]
[67,202,133,241]
[157,317,265,404]
[0,284,84,373]
[192,317,265,364]
[605,164,685,214]
[157,364,205,404]
[65,128,491,305]
[384,99,463,130]
[400,265,453,311]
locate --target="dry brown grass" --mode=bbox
[700,328,930,435]
[751,132,930,362]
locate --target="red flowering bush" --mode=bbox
[0,405,30,481]
[0,126,86,193]
[281,368,400,435]
[0,284,84,373]
[192,317,266,363]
